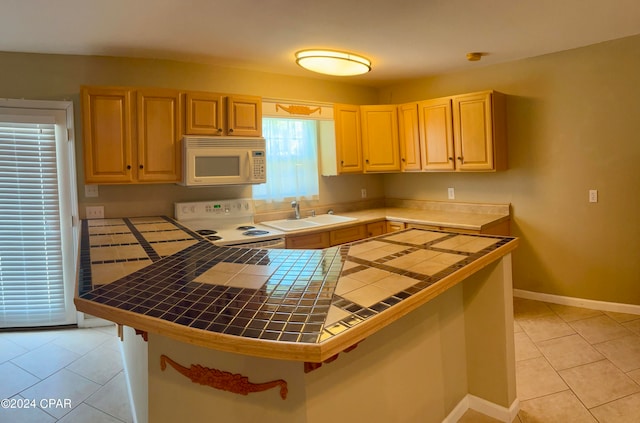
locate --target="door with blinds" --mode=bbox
[0,100,78,328]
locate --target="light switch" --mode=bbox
[589,189,598,203]
[447,188,455,200]
[85,185,99,198]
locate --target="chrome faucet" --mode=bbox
[291,200,301,219]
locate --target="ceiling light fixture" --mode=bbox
[295,49,371,76]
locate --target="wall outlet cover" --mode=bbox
[86,206,104,219]
[447,188,455,200]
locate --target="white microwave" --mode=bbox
[180,136,267,186]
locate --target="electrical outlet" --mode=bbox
[84,185,99,198]
[86,206,104,219]
[447,187,455,200]
[589,189,598,203]
[361,188,367,199]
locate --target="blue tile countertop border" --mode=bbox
[76,217,518,361]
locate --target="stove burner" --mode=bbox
[236,225,255,231]
[196,229,218,236]
[242,230,270,236]
[205,235,222,241]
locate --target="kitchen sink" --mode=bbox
[261,214,357,232]
[307,214,357,225]
[261,219,320,231]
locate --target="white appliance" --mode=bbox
[174,198,285,248]
[179,136,266,186]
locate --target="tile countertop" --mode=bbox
[75,216,518,362]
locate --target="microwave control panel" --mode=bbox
[252,150,266,181]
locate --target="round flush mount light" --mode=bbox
[295,49,372,76]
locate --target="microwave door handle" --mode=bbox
[247,151,254,180]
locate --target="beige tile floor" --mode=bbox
[460,298,640,422]
[2,298,639,423]
[0,325,132,422]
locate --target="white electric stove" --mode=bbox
[174,198,285,248]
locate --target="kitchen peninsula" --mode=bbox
[75,215,519,423]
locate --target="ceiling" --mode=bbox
[2,0,640,86]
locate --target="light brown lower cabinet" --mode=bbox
[386,221,406,232]
[285,231,330,249]
[366,221,387,237]
[330,224,368,246]
[284,218,510,249]
[285,223,369,249]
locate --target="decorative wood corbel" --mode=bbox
[160,354,288,400]
[134,328,148,341]
[304,342,361,373]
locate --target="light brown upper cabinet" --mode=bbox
[81,86,182,184]
[418,97,455,170]
[452,91,506,171]
[398,102,423,171]
[417,90,507,172]
[227,95,262,137]
[136,88,182,182]
[184,92,223,135]
[185,92,262,137]
[361,105,401,172]
[82,86,134,184]
[334,104,363,173]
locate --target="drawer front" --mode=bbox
[330,224,367,246]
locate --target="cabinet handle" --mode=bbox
[365,159,369,163]
[448,157,453,161]
[457,156,463,162]
[126,165,131,170]
[217,128,223,133]
[401,158,406,162]
[139,164,144,169]
[228,128,234,133]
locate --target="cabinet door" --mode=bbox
[81,86,134,184]
[227,95,262,137]
[330,224,367,246]
[286,232,330,249]
[386,221,405,232]
[361,105,400,172]
[136,88,182,182]
[418,97,455,171]
[398,103,422,171]
[366,221,387,237]
[334,104,363,173]
[452,92,495,171]
[185,92,223,135]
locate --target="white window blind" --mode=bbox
[0,118,67,327]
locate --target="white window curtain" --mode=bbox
[253,118,319,203]
[0,102,77,328]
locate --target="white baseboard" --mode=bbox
[514,289,640,315]
[443,394,519,423]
